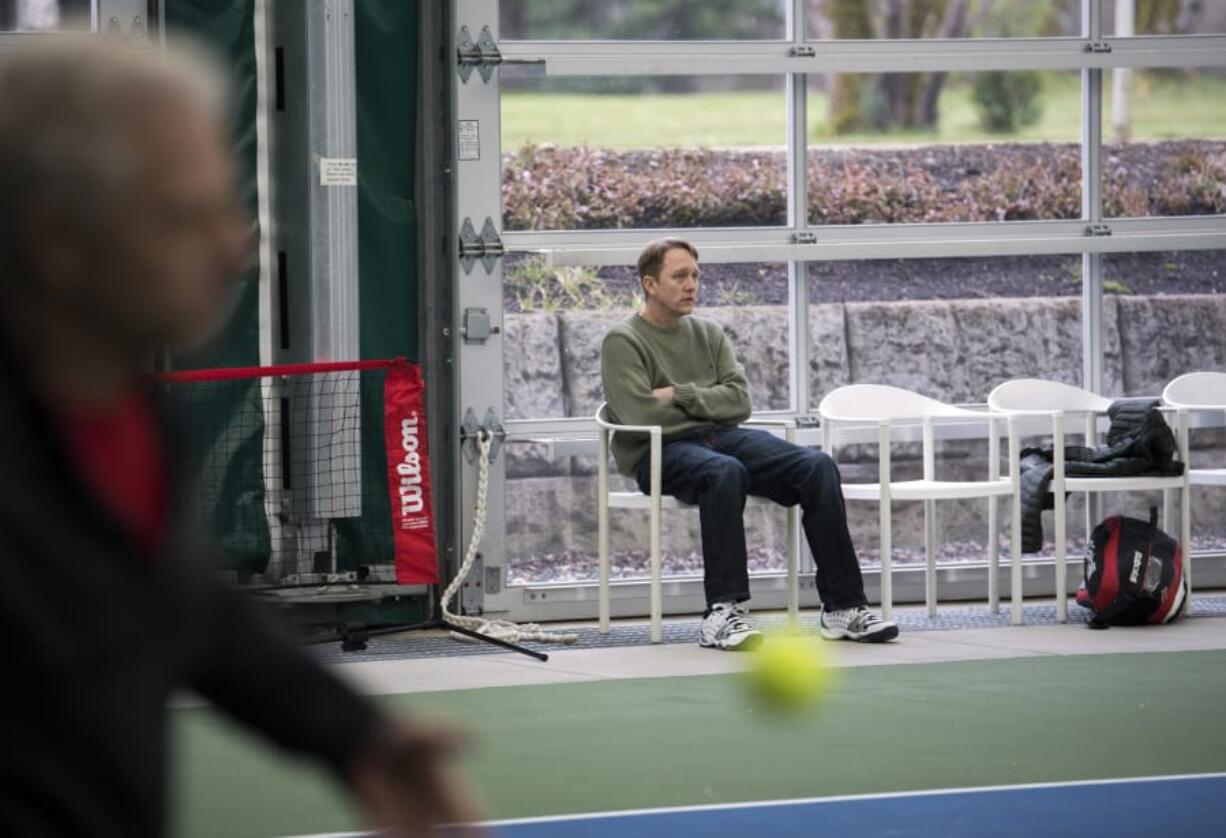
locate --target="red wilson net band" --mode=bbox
[157,359,437,588]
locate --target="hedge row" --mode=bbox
[501,141,1226,230]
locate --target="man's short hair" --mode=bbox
[637,238,699,283]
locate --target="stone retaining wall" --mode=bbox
[501,295,1226,565]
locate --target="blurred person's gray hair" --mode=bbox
[0,37,227,271]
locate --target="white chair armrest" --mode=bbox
[991,405,1099,420]
[597,419,663,436]
[822,409,1014,430]
[742,416,798,441]
[594,402,664,436]
[742,416,797,428]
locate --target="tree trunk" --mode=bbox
[828,0,876,134]
[1112,0,1136,142]
[915,0,967,128]
[828,0,968,133]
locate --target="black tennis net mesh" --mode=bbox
[158,359,436,587]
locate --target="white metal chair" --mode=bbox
[595,403,801,643]
[1163,371,1226,602]
[818,384,1019,623]
[988,378,1189,623]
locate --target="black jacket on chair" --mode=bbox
[1017,399,1185,553]
[0,352,379,838]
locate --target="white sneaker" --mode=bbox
[820,605,899,643]
[699,602,763,651]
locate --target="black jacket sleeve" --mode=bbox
[188,571,382,779]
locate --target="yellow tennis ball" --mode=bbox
[743,629,836,714]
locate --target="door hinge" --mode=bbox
[458,217,504,274]
[461,407,505,463]
[457,24,545,83]
[457,24,502,83]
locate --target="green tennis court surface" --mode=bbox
[172,649,1226,838]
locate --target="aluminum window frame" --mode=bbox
[455,0,1226,622]
[500,34,1226,75]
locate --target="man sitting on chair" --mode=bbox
[600,238,899,650]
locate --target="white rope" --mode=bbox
[441,431,578,647]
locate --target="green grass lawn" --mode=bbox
[502,74,1226,150]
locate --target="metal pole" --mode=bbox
[1082,0,1106,551]
[786,0,812,418]
[1111,0,1135,143]
[419,0,456,618]
[1082,0,1104,395]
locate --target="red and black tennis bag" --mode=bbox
[1076,507,1186,629]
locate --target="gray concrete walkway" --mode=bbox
[331,611,1226,698]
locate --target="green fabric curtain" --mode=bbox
[336,0,420,570]
[355,0,420,362]
[164,1,421,575]
[166,0,268,574]
[167,0,262,369]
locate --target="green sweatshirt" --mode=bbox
[600,313,752,475]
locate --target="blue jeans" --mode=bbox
[636,426,867,611]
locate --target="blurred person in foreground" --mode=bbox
[0,38,477,838]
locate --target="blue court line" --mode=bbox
[282,773,1226,838]
[486,773,1226,838]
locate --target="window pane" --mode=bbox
[504,440,794,586]
[807,255,1088,567]
[1099,251,1226,397]
[1101,250,1226,557]
[503,253,790,421]
[1120,3,1226,35]
[1103,71,1226,219]
[502,74,787,230]
[503,252,794,588]
[806,71,1080,223]
[500,0,787,41]
[806,0,1080,39]
[1164,419,1226,558]
[806,255,1093,406]
[0,0,92,31]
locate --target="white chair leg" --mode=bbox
[1181,481,1193,618]
[881,499,892,622]
[786,505,800,622]
[988,494,1000,614]
[1008,417,1023,626]
[1054,501,1068,623]
[1009,500,1022,625]
[924,499,937,618]
[1179,410,1193,618]
[1083,413,1099,542]
[598,499,610,634]
[649,511,662,644]
[878,422,893,622]
[1162,488,1174,533]
[597,433,611,634]
[1052,414,1067,623]
[649,435,663,644]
